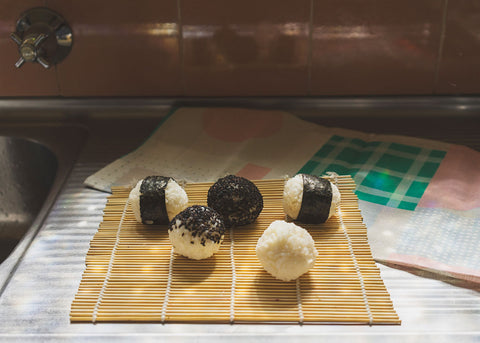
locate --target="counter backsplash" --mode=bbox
[0,0,478,97]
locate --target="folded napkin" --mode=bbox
[85,107,480,284]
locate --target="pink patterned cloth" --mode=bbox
[419,144,480,210]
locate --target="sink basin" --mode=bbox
[0,137,57,263]
[0,123,87,291]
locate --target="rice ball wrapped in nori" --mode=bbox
[283,174,340,224]
[129,176,188,225]
[207,174,263,228]
[256,220,318,281]
[168,205,225,260]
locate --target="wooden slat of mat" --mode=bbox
[71,176,400,324]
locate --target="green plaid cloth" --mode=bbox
[299,135,447,210]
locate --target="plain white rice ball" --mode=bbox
[256,220,318,281]
[129,176,188,224]
[283,174,341,222]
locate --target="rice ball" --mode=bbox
[256,220,318,281]
[129,176,188,225]
[207,174,263,228]
[283,174,340,224]
[168,205,225,260]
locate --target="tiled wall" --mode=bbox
[0,0,479,97]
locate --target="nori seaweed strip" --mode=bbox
[296,174,332,224]
[207,175,263,228]
[139,176,171,224]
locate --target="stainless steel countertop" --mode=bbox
[0,98,479,342]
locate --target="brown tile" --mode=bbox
[49,0,181,96]
[311,0,443,95]
[182,0,310,96]
[0,1,59,96]
[436,1,480,94]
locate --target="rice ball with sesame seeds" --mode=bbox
[256,220,318,281]
[168,205,226,260]
[207,174,263,228]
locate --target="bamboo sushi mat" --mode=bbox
[71,175,400,325]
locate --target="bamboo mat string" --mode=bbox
[229,226,236,323]
[92,198,130,323]
[296,278,304,325]
[329,172,374,325]
[161,246,175,323]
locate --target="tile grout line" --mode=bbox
[433,0,449,94]
[45,0,62,96]
[55,65,62,96]
[177,0,186,96]
[307,0,314,95]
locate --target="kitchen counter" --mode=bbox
[0,97,479,342]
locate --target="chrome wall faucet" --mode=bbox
[10,7,73,69]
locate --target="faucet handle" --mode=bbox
[10,8,72,70]
[10,32,22,45]
[10,32,50,68]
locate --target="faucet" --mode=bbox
[9,7,73,69]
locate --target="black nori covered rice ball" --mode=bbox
[128,175,189,225]
[283,173,341,224]
[207,175,263,228]
[139,176,170,224]
[297,174,333,224]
